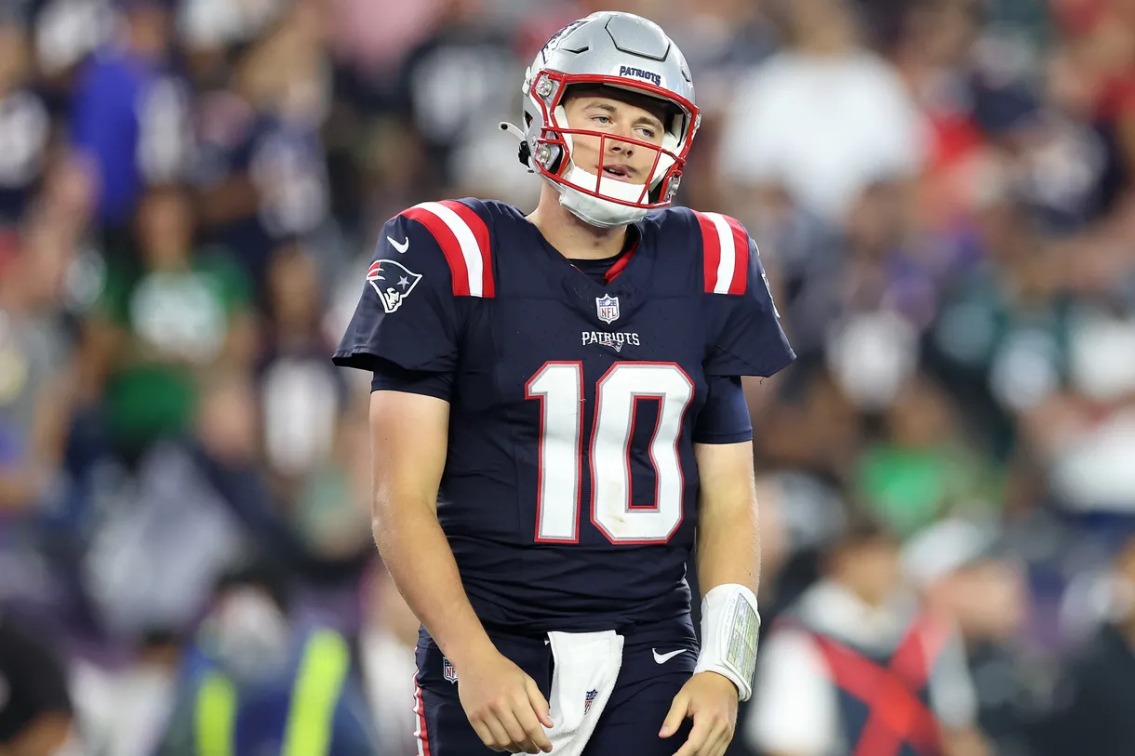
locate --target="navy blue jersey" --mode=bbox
[334,199,794,633]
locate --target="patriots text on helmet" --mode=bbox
[618,66,662,87]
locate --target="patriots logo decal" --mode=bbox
[367,259,422,314]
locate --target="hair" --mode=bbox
[831,504,897,554]
[214,555,293,614]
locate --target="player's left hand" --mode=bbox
[658,671,739,756]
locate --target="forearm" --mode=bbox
[695,482,760,596]
[372,499,494,670]
[691,442,763,700]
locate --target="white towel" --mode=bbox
[541,630,624,756]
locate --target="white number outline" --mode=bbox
[526,361,694,545]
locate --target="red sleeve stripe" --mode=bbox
[695,211,749,295]
[403,201,493,297]
[441,200,494,297]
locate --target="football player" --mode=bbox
[334,11,795,756]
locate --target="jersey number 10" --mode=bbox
[525,362,694,545]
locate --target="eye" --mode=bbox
[636,127,657,139]
[592,115,612,125]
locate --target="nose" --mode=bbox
[607,128,634,155]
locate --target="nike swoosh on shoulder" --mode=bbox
[652,648,687,664]
[388,236,410,253]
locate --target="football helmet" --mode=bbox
[505,12,700,228]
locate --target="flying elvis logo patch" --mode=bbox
[367,259,423,314]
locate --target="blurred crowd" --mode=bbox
[1,0,1135,753]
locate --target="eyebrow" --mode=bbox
[584,101,664,131]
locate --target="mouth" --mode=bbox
[601,164,634,182]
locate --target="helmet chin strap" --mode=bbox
[556,162,651,228]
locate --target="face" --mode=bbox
[0,24,29,92]
[562,94,667,186]
[136,188,193,264]
[834,538,903,606]
[938,561,1028,641]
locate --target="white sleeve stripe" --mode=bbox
[705,212,737,295]
[414,201,484,298]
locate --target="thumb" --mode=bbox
[526,676,554,728]
[658,691,689,738]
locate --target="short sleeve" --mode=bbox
[370,364,454,402]
[705,230,795,378]
[332,213,460,374]
[693,376,753,444]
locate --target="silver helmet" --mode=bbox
[512,12,700,228]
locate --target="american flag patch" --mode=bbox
[583,689,598,715]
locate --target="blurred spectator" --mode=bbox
[68,0,193,245]
[759,368,864,482]
[192,0,334,285]
[0,615,75,756]
[68,630,181,756]
[255,246,371,575]
[0,15,53,230]
[717,0,926,224]
[745,510,987,756]
[259,243,343,482]
[904,518,1041,756]
[80,183,255,458]
[0,215,74,515]
[269,383,373,576]
[853,376,1004,537]
[1034,530,1135,756]
[156,558,380,754]
[80,367,284,642]
[359,562,421,756]
[395,0,528,198]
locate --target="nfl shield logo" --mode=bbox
[443,658,458,684]
[596,295,620,324]
[584,689,598,715]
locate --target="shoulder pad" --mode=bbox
[400,199,495,298]
[691,210,749,296]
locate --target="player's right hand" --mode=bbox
[456,648,554,753]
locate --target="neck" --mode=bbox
[527,187,628,260]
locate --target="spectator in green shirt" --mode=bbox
[82,183,256,458]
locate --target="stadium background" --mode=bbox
[1,0,1135,753]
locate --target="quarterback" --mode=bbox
[334,11,794,756]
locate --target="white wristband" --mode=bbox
[693,583,761,701]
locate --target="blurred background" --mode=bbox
[1,0,1135,753]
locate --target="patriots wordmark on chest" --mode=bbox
[596,294,620,324]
